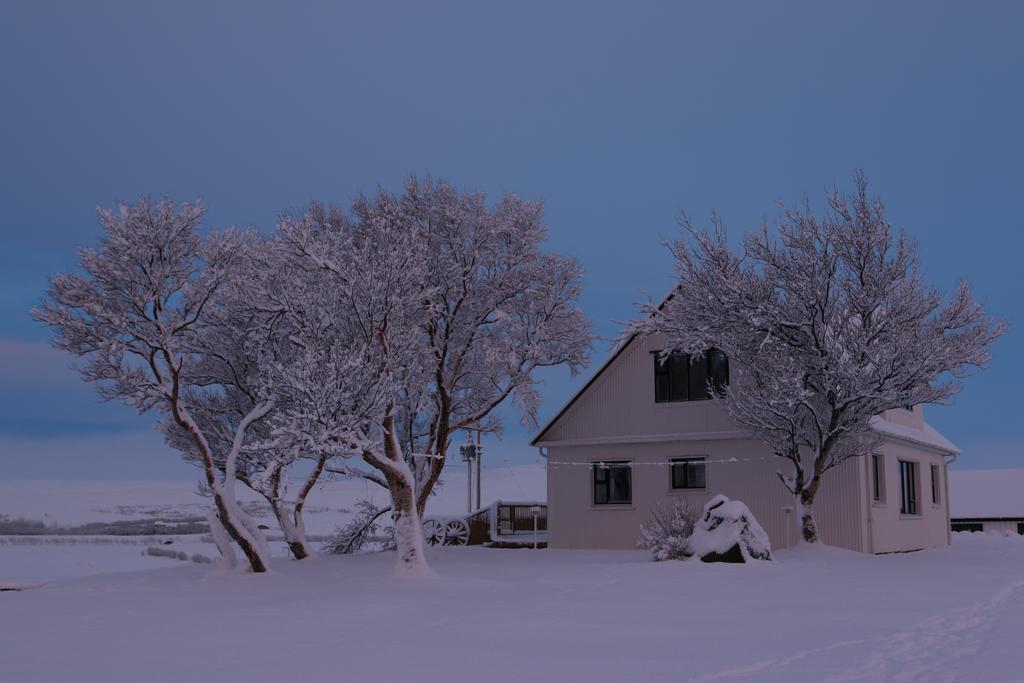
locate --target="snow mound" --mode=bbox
[689,495,772,563]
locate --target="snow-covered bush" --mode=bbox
[637,500,697,561]
[145,546,187,560]
[689,495,771,563]
[324,500,396,555]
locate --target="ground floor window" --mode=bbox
[593,461,631,505]
[671,457,707,490]
[899,460,919,515]
[951,522,983,533]
[930,464,941,504]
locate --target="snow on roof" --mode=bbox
[949,469,1024,519]
[869,416,960,455]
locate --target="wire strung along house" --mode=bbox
[531,331,959,553]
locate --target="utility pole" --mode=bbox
[466,444,473,514]
[475,429,482,510]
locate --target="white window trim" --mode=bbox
[668,455,709,495]
[871,453,887,507]
[898,458,922,517]
[589,459,634,509]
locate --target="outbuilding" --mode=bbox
[949,468,1024,535]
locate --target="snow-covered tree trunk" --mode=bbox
[174,400,272,573]
[367,416,432,578]
[206,506,238,570]
[288,455,325,559]
[263,457,324,561]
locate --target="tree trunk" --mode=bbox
[797,492,820,544]
[268,497,311,560]
[414,415,450,517]
[289,455,326,560]
[797,470,824,544]
[163,359,270,572]
[262,461,320,561]
[368,414,434,577]
[206,506,238,570]
[388,468,431,577]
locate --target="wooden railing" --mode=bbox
[495,503,548,536]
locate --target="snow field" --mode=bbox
[1,533,1023,682]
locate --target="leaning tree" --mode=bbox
[34,199,276,572]
[631,174,1005,543]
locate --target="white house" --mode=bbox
[949,468,1024,535]
[531,332,959,553]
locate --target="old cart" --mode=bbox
[422,500,548,548]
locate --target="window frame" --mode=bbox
[670,456,708,492]
[591,460,632,506]
[899,459,920,516]
[930,463,941,506]
[871,453,885,504]
[653,349,729,404]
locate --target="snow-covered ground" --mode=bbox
[3,471,1023,681]
[0,465,546,581]
[1,533,1022,682]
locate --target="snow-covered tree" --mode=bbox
[275,195,434,576]
[34,199,275,572]
[396,178,592,515]
[631,174,1005,543]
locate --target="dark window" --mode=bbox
[1018,523,1024,536]
[654,349,729,403]
[871,454,884,502]
[899,460,919,515]
[708,348,729,394]
[593,462,631,505]
[930,464,941,505]
[951,522,983,533]
[671,457,707,490]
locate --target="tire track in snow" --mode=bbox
[690,580,1024,683]
[689,638,871,682]
[823,580,1024,683]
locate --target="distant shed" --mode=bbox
[949,469,1024,535]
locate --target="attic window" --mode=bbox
[654,349,728,403]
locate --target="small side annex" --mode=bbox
[531,332,959,554]
[949,469,1024,535]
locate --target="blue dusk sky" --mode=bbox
[1,2,1021,480]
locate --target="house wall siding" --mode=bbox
[543,334,735,443]
[865,441,950,553]
[546,439,866,553]
[540,333,953,555]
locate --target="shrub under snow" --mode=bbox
[689,495,772,562]
[638,499,698,561]
[638,495,772,563]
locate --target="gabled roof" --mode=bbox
[868,416,960,456]
[529,332,639,447]
[531,293,676,448]
[531,293,961,457]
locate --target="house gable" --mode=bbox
[531,333,737,446]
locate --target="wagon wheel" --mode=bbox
[422,518,445,546]
[443,519,470,546]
